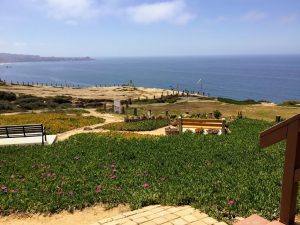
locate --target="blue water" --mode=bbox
[0,55,299,102]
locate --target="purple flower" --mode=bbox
[110,174,117,180]
[112,169,117,173]
[31,165,35,170]
[111,164,117,168]
[228,200,235,205]
[143,183,150,188]
[10,175,15,179]
[1,186,7,192]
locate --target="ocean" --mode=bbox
[0,55,299,103]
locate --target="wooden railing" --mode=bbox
[260,114,300,225]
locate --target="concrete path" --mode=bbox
[0,135,57,146]
[91,205,227,225]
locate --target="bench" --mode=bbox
[0,124,47,145]
[177,118,226,134]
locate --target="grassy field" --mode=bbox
[101,119,169,131]
[0,119,286,222]
[0,113,105,134]
[134,100,300,122]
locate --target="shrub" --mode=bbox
[0,91,17,101]
[278,100,300,107]
[217,97,260,105]
[15,97,47,110]
[213,110,222,119]
[52,96,72,104]
[102,119,170,131]
[0,101,14,111]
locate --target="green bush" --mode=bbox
[15,97,47,110]
[133,96,179,105]
[0,119,285,221]
[52,96,72,104]
[278,100,300,107]
[0,91,17,101]
[218,97,260,105]
[0,101,14,111]
[102,119,170,131]
[213,110,222,119]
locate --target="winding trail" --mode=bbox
[57,109,124,141]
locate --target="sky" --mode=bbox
[0,0,299,57]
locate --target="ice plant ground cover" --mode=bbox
[0,113,105,134]
[101,119,169,131]
[0,119,285,221]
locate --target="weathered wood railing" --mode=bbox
[260,114,300,225]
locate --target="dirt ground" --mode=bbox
[136,99,300,122]
[0,204,130,225]
[0,85,169,100]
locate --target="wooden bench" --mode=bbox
[0,124,47,145]
[177,118,226,134]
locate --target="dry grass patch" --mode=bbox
[0,113,105,134]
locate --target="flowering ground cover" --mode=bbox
[101,119,169,131]
[0,113,105,134]
[0,119,285,221]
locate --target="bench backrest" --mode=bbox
[178,118,226,133]
[0,124,45,136]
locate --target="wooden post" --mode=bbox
[125,101,129,109]
[280,120,299,224]
[128,98,132,105]
[221,118,226,134]
[121,106,125,114]
[103,103,107,112]
[133,108,137,116]
[178,117,183,133]
[147,110,152,118]
[276,115,281,123]
[165,111,169,118]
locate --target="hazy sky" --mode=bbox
[0,0,299,57]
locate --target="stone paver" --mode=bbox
[93,205,227,225]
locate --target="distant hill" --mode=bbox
[0,53,93,63]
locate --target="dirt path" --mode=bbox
[57,109,124,141]
[0,205,130,225]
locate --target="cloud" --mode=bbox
[43,0,99,20]
[242,11,268,22]
[280,13,298,24]
[126,0,195,25]
[33,0,195,25]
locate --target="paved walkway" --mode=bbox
[91,205,227,225]
[0,135,57,146]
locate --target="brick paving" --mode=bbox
[91,205,227,225]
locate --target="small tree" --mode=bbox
[213,110,222,119]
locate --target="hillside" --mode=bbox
[0,53,92,63]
